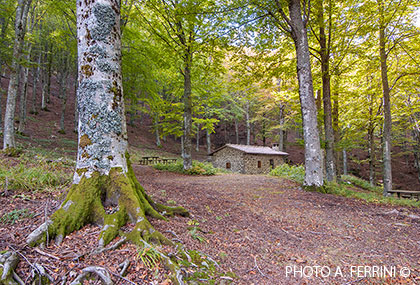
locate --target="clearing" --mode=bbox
[1,164,420,284]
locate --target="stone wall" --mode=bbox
[243,154,284,174]
[211,146,286,174]
[211,147,245,173]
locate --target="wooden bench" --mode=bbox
[388,190,420,201]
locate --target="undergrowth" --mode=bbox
[269,163,305,183]
[270,164,420,207]
[154,160,219,176]
[341,174,382,193]
[0,155,72,192]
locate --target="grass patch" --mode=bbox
[341,174,382,193]
[269,164,305,183]
[0,159,72,192]
[322,182,420,207]
[154,160,219,176]
[270,164,419,207]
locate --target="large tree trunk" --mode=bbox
[182,54,193,170]
[288,0,324,187]
[3,0,32,150]
[27,0,187,249]
[318,0,335,181]
[378,0,392,196]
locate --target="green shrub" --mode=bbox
[341,174,382,193]
[269,164,305,183]
[153,160,218,176]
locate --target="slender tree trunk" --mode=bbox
[368,91,376,186]
[343,149,348,175]
[182,54,193,170]
[245,100,250,145]
[58,55,69,134]
[154,114,161,147]
[288,0,324,187]
[18,54,30,134]
[378,0,392,195]
[30,48,41,115]
[368,128,376,185]
[332,86,340,175]
[234,119,239,144]
[45,43,52,104]
[279,104,285,151]
[3,0,32,150]
[206,128,211,155]
[318,0,335,181]
[195,124,199,151]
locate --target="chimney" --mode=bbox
[272,143,279,151]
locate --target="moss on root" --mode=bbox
[28,158,189,248]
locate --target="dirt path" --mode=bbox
[137,166,420,284]
[1,166,420,284]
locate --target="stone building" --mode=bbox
[209,144,288,174]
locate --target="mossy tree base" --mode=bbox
[27,161,189,247]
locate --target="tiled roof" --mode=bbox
[210,144,289,156]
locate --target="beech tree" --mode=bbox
[3,0,32,151]
[27,0,187,248]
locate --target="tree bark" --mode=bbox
[234,119,239,144]
[245,100,250,145]
[17,52,30,134]
[378,0,392,195]
[318,0,335,181]
[30,48,41,115]
[342,149,348,175]
[58,54,69,134]
[288,0,324,187]
[195,124,199,151]
[3,0,32,150]
[279,104,285,151]
[206,128,211,155]
[332,86,340,175]
[27,0,187,249]
[182,53,193,170]
[154,114,161,147]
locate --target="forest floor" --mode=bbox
[1,163,420,284]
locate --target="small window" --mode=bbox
[257,161,261,168]
[269,159,274,169]
[226,162,231,169]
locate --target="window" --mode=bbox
[226,162,231,169]
[269,159,274,169]
[257,161,261,168]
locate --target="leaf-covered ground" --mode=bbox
[1,164,420,284]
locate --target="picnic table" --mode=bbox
[140,156,177,165]
[388,189,420,201]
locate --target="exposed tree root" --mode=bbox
[70,266,113,285]
[27,160,189,248]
